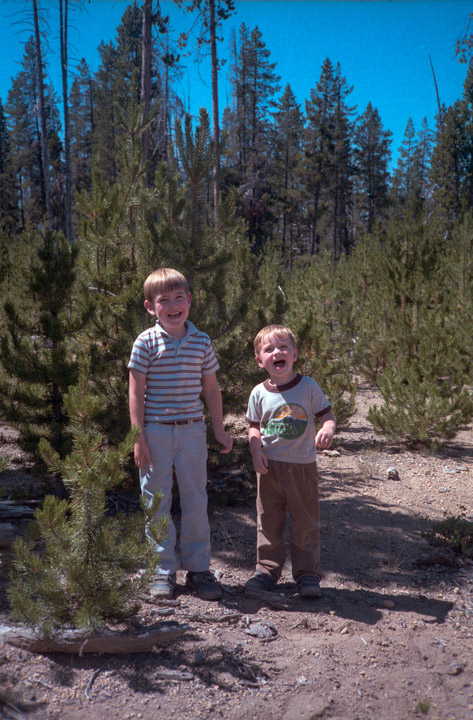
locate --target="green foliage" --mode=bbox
[415,700,431,715]
[284,253,357,427]
[368,347,473,449]
[7,357,164,636]
[336,213,473,448]
[0,231,91,458]
[150,109,258,411]
[76,103,154,443]
[337,229,395,383]
[423,507,473,557]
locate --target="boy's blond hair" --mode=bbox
[143,268,189,302]
[254,324,297,355]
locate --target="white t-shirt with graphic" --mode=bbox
[246,374,331,464]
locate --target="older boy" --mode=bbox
[129,268,232,600]
[245,324,335,598]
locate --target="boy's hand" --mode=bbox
[315,412,336,450]
[134,435,152,470]
[251,448,269,475]
[214,428,233,454]
[315,425,335,450]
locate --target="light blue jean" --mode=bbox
[140,420,210,575]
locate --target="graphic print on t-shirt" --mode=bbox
[261,403,308,439]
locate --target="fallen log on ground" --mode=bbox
[0,502,36,520]
[0,621,189,654]
[0,522,18,547]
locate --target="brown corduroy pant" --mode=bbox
[256,459,320,582]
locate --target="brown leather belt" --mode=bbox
[159,419,202,425]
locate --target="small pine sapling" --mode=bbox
[7,356,165,636]
[0,231,92,458]
[368,325,473,449]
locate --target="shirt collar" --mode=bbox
[263,373,303,393]
[154,319,199,340]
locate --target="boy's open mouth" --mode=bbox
[273,359,286,368]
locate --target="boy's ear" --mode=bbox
[255,354,264,368]
[144,299,155,315]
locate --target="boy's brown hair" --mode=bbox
[254,324,297,355]
[143,268,189,302]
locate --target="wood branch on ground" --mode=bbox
[0,502,36,519]
[0,621,190,654]
[0,522,18,547]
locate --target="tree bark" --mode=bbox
[32,0,53,228]
[208,0,220,220]
[59,0,73,243]
[0,621,189,654]
[140,0,153,184]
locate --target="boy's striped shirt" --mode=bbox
[128,320,219,422]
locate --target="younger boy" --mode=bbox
[245,324,335,598]
[128,268,232,600]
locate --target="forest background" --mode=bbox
[2,0,473,478]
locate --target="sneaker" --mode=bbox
[186,571,222,601]
[150,573,176,600]
[245,572,276,593]
[297,574,322,598]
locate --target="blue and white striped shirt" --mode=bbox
[128,320,219,422]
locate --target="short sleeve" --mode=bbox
[201,339,219,375]
[310,379,330,416]
[128,334,150,373]
[246,387,262,425]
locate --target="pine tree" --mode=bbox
[173,0,235,214]
[59,0,73,242]
[268,84,305,266]
[360,215,473,447]
[0,99,18,236]
[390,117,432,220]
[338,228,396,383]
[304,59,355,258]
[430,61,473,232]
[223,23,280,249]
[162,108,257,409]
[0,230,89,457]
[430,101,466,232]
[6,38,61,230]
[284,253,357,427]
[92,3,143,183]
[331,64,356,257]
[353,103,392,234]
[32,0,53,227]
[75,103,153,444]
[69,59,94,197]
[368,323,473,449]
[7,356,164,636]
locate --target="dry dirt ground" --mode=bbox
[1,381,473,720]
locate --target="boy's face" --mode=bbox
[255,333,298,385]
[145,287,191,339]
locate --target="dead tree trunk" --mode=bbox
[32,0,53,228]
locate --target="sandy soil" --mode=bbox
[1,381,472,720]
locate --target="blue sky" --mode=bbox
[0,0,470,165]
